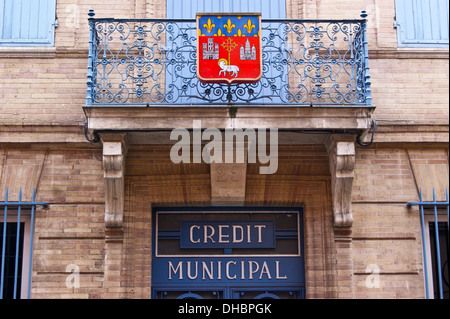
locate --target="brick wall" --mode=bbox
[0,58,87,125]
[0,0,448,127]
[371,59,449,123]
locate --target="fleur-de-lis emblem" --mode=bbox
[243,19,256,33]
[223,19,236,33]
[203,18,215,34]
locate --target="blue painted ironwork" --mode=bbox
[86,9,372,107]
[408,188,449,299]
[0,187,48,299]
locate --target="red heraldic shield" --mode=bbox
[197,13,262,84]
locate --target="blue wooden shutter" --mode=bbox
[0,0,57,46]
[395,0,449,47]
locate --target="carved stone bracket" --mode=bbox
[100,133,128,242]
[325,134,357,227]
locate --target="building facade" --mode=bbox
[0,0,448,299]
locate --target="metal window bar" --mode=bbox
[407,188,449,299]
[0,187,48,299]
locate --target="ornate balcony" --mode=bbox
[85,10,372,107]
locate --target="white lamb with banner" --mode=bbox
[218,59,239,77]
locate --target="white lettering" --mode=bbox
[254,225,266,243]
[185,222,274,246]
[169,120,279,175]
[193,120,202,163]
[223,304,271,314]
[275,260,287,280]
[187,261,198,280]
[169,129,190,164]
[259,261,272,280]
[204,225,215,243]
[65,264,80,289]
[365,264,380,288]
[226,261,237,280]
[202,261,214,280]
[258,128,278,174]
[179,303,213,317]
[202,128,223,164]
[167,260,290,281]
[249,261,259,280]
[224,128,256,164]
[217,261,222,280]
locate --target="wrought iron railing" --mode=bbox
[86,9,372,106]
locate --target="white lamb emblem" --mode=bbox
[218,59,239,77]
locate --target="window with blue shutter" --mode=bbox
[0,0,57,47]
[395,0,449,47]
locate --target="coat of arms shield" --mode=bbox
[197,13,262,85]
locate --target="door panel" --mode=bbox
[153,287,305,299]
[152,207,305,299]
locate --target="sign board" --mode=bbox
[197,13,262,84]
[180,221,275,249]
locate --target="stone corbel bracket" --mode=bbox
[325,134,357,227]
[207,138,250,206]
[100,133,128,242]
